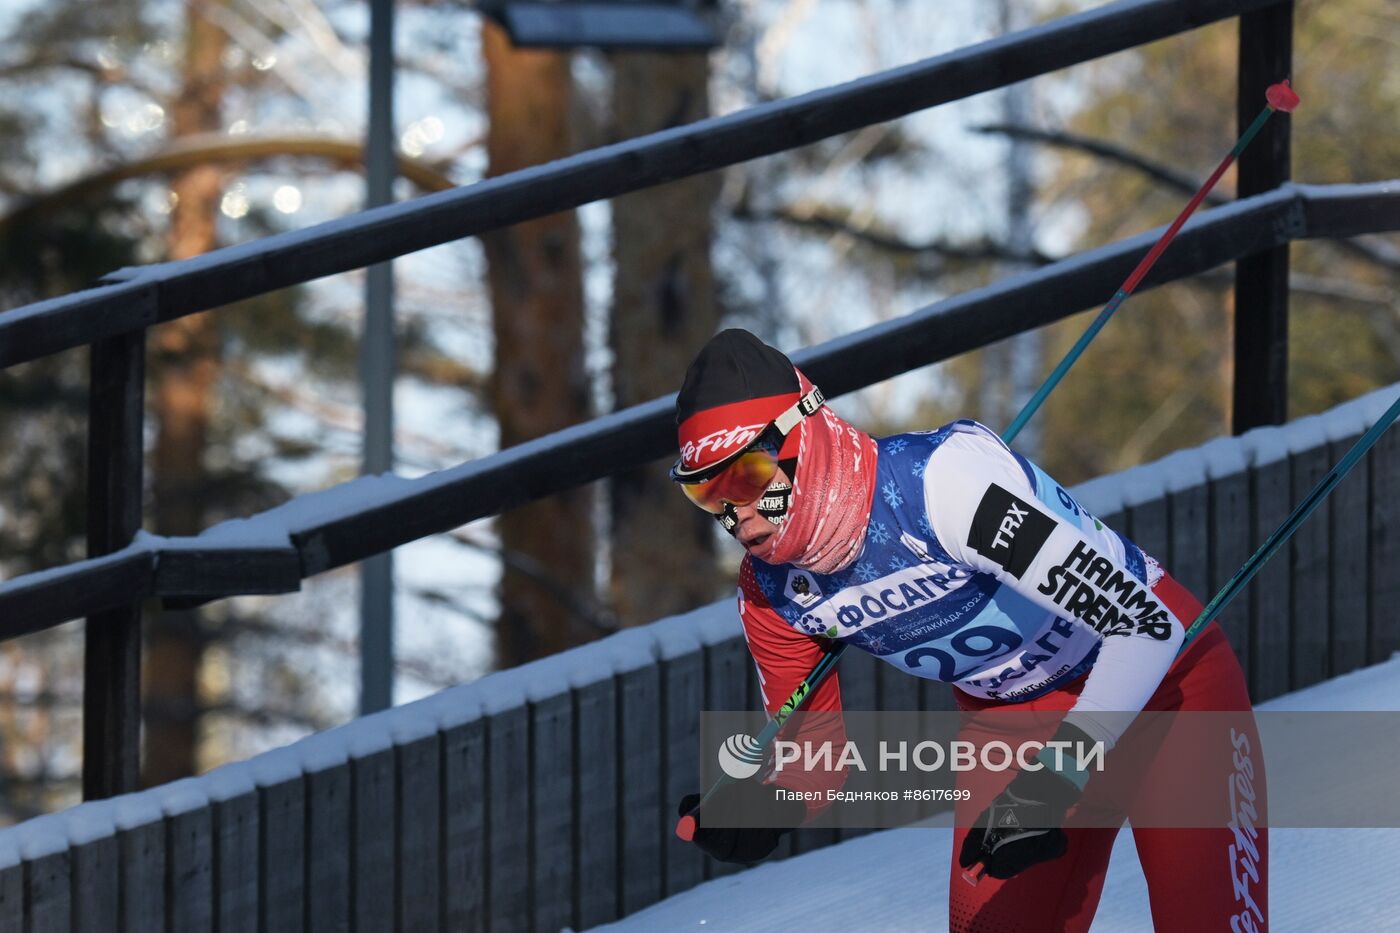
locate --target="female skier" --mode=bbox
[671,329,1267,933]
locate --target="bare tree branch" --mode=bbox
[975,122,1223,205]
[220,612,482,689]
[975,122,1400,275]
[0,134,457,238]
[0,52,129,84]
[731,201,1054,268]
[449,529,620,636]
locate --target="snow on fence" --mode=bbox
[1,383,1398,932]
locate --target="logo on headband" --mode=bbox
[680,423,767,469]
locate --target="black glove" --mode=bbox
[677,780,808,865]
[959,765,1080,879]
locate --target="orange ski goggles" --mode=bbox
[671,387,823,514]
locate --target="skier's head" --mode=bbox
[671,329,818,543]
[672,329,877,574]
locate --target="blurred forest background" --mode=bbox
[0,0,1394,822]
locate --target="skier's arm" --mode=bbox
[923,428,1186,760]
[738,559,847,815]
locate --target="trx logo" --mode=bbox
[968,484,1055,578]
[994,501,1029,548]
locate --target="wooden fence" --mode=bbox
[1,382,1396,932]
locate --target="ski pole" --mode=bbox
[681,79,1301,846]
[1180,390,1400,650]
[1001,79,1300,442]
[675,642,844,841]
[963,81,1302,883]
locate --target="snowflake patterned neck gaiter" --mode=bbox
[749,370,878,575]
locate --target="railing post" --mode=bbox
[84,328,147,798]
[1233,1,1293,434]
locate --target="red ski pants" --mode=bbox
[947,572,1268,933]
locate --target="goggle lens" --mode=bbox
[679,447,780,514]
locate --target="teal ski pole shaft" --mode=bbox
[1003,81,1298,442]
[1181,391,1400,649]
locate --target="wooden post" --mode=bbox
[1233,2,1293,434]
[84,328,147,799]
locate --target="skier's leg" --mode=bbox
[1132,822,1267,933]
[1127,575,1269,931]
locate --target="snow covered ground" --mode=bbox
[593,656,1400,932]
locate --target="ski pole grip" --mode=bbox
[675,813,698,841]
[961,862,987,886]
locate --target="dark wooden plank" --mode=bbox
[487,705,530,932]
[1369,423,1400,664]
[1127,498,1168,571]
[0,549,156,643]
[1290,444,1330,691]
[1232,0,1292,433]
[258,775,306,933]
[617,665,663,914]
[836,643,877,714]
[397,732,442,933]
[704,637,750,712]
[304,759,352,933]
[155,546,301,598]
[166,800,215,933]
[24,850,70,933]
[83,327,145,801]
[574,678,618,929]
[1251,457,1292,701]
[71,834,118,933]
[118,814,166,933]
[1329,434,1369,678]
[702,638,750,880]
[831,647,875,842]
[209,781,259,933]
[442,716,487,933]
[1209,471,1254,689]
[352,747,397,933]
[1096,510,1126,539]
[661,650,704,897]
[0,858,21,932]
[1168,483,1210,601]
[530,693,573,932]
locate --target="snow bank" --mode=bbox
[1071,381,1398,516]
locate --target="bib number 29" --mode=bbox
[902,624,1022,680]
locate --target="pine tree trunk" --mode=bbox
[608,52,721,627]
[144,0,226,786]
[481,22,594,667]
